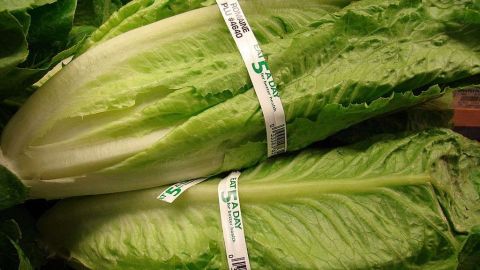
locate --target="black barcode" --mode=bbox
[271,125,286,154]
[231,257,247,270]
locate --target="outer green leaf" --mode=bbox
[11,239,33,270]
[0,0,77,100]
[0,219,33,270]
[3,0,480,198]
[0,219,21,241]
[37,129,480,269]
[0,153,28,210]
[74,0,124,27]
[0,206,48,269]
[0,0,56,12]
[458,226,480,270]
[0,11,29,74]
[27,0,75,45]
[0,219,22,269]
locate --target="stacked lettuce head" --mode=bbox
[1,0,479,199]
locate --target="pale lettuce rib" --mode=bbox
[37,129,480,269]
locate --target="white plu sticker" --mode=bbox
[218,171,251,270]
[216,0,287,157]
[157,178,206,203]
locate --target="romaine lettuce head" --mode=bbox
[38,128,480,269]
[2,0,480,198]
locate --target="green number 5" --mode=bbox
[165,186,181,196]
[252,60,269,74]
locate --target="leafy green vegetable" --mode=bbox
[0,204,52,269]
[0,219,24,269]
[0,1,55,13]
[458,226,480,269]
[74,0,124,28]
[2,0,479,199]
[67,0,133,51]
[37,128,480,269]
[78,0,217,53]
[0,150,28,210]
[0,0,77,100]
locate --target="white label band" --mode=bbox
[157,178,206,203]
[216,0,287,157]
[218,171,251,270]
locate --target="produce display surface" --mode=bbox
[0,0,479,269]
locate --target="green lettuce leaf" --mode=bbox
[458,226,480,269]
[0,219,33,270]
[0,11,29,75]
[37,128,480,269]
[0,204,50,270]
[0,148,28,210]
[0,1,57,12]
[2,0,480,199]
[74,0,124,28]
[0,202,51,270]
[0,0,77,100]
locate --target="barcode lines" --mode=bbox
[271,124,286,155]
[231,257,247,270]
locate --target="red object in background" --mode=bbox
[453,89,480,140]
